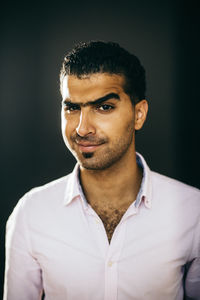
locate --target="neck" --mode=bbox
[79,151,142,210]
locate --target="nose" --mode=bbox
[76,109,96,137]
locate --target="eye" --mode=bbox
[97,104,114,111]
[64,103,80,113]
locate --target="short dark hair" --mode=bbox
[60,41,146,104]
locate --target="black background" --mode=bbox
[1,0,200,297]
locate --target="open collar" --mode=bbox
[63,152,152,209]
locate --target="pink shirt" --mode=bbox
[3,153,200,300]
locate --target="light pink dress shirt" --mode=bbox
[3,153,200,300]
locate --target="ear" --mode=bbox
[134,99,148,130]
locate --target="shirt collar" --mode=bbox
[63,152,152,209]
[63,164,88,208]
[135,152,152,209]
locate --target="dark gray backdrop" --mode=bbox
[1,0,199,296]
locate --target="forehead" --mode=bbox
[62,73,126,102]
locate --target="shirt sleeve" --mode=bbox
[184,219,200,300]
[184,258,200,300]
[3,195,43,300]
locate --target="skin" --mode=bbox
[61,73,148,242]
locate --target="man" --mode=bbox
[3,41,200,300]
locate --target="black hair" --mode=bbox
[60,41,146,104]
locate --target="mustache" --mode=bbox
[71,133,107,144]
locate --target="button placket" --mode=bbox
[104,220,127,300]
[85,209,109,258]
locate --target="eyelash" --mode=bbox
[96,104,114,111]
[64,104,80,112]
[64,104,115,113]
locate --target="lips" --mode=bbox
[76,142,103,153]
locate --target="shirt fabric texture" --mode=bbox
[3,153,200,300]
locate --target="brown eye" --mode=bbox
[64,103,80,112]
[97,104,114,111]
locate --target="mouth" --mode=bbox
[76,142,104,153]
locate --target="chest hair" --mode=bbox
[93,204,127,243]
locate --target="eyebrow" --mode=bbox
[62,92,120,107]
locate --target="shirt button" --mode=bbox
[95,218,100,224]
[108,261,113,267]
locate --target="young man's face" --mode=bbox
[61,73,147,170]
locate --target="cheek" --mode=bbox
[97,111,134,136]
[61,113,76,138]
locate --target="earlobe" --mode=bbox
[134,99,148,130]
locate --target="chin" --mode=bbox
[75,148,127,171]
[79,158,116,171]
